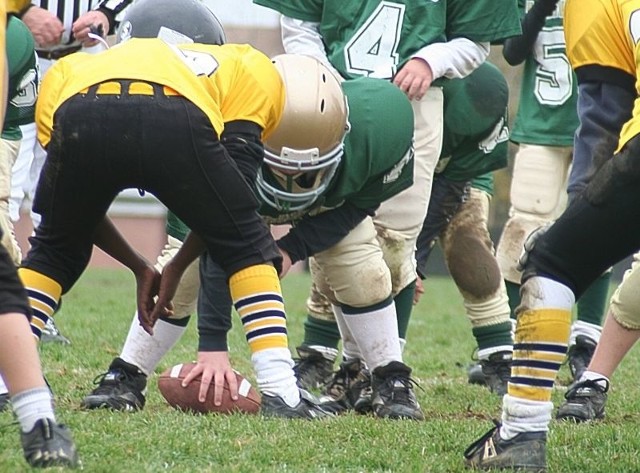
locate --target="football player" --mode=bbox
[464,0,640,470]
[20,0,341,420]
[253,0,520,403]
[0,1,78,468]
[9,0,134,344]
[296,62,514,400]
[495,0,613,389]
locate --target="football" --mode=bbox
[157,363,261,415]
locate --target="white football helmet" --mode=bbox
[257,54,350,212]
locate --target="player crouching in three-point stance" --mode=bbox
[19,6,334,418]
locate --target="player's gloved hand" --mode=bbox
[182,351,239,405]
[393,58,434,100]
[516,223,552,272]
[537,0,560,16]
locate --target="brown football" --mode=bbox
[157,363,261,415]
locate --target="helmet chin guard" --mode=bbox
[258,54,349,212]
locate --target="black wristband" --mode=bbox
[97,7,116,35]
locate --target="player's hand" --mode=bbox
[21,6,64,47]
[135,262,168,335]
[71,10,109,46]
[393,58,434,101]
[142,260,183,333]
[182,351,239,405]
[278,248,293,278]
[413,278,425,305]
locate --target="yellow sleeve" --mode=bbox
[6,0,31,15]
[35,61,67,149]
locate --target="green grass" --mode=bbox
[2,269,640,472]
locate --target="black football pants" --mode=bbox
[524,134,640,297]
[22,82,280,293]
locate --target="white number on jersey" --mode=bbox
[344,1,405,79]
[533,27,573,106]
[170,45,219,77]
[10,67,38,108]
[630,10,640,44]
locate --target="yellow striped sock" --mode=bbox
[509,308,571,402]
[17,268,62,340]
[229,264,288,353]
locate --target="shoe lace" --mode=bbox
[470,346,480,362]
[463,420,501,458]
[89,369,129,394]
[379,373,423,404]
[564,378,609,401]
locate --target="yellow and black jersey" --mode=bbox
[6,0,30,14]
[36,39,285,148]
[565,0,640,150]
[564,0,638,90]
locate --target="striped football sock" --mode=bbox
[18,268,61,341]
[501,277,573,439]
[229,264,299,407]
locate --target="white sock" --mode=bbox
[332,305,362,361]
[569,320,602,345]
[500,394,553,440]
[120,313,187,376]
[12,387,56,433]
[341,301,402,371]
[0,374,7,395]
[477,345,513,360]
[306,345,338,361]
[579,370,610,389]
[252,348,300,407]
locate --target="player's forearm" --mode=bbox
[413,38,489,80]
[503,0,560,66]
[169,231,206,276]
[280,16,344,80]
[277,203,375,263]
[93,216,149,273]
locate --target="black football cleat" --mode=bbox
[81,357,147,411]
[464,421,546,471]
[21,418,79,468]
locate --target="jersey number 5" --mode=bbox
[533,27,573,106]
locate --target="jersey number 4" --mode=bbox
[344,2,404,79]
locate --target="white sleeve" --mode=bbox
[280,16,345,80]
[412,38,490,80]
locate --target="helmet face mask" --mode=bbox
[116,0,226,45]
[258,54,350,212]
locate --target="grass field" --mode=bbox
[2,268,640,472]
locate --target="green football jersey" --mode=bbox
[254,0,520,80]
[436,62,510,183]
[167,77,414,240]
[3,17,38,141]
[509,0,578,146]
